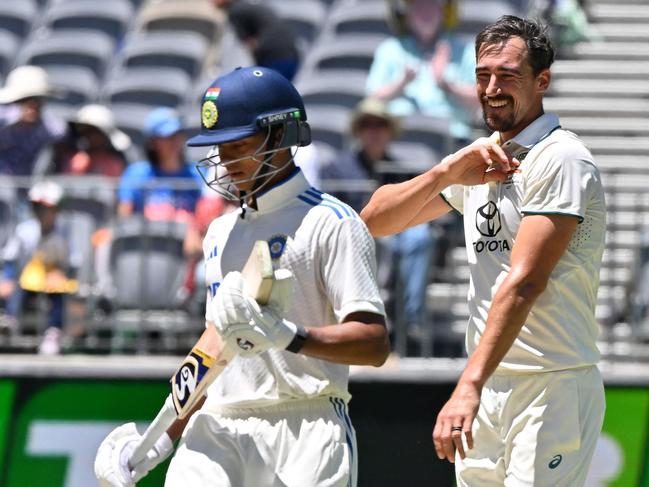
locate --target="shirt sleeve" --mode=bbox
[320,217,385,323]
[522,141,597,222]
[117,163,147,204]
[365,38,401,95]
[441,184,465,213]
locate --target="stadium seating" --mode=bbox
[0,0,38,40]
[16,29,116,79]
[102,67,192,108]
[0,0,646,358]
[40,0,134,43]
[114,31,210,79]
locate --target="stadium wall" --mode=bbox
[0,357,648,486]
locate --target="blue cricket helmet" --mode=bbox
[187,66,310,147]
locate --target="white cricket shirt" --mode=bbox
[442,113,606,372]
[202,168,385,409]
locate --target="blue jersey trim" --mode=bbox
[299,188,357,220]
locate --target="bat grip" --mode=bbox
[128,394,177,468]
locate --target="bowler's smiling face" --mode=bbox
[476,36,550,140]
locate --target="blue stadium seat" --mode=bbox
[0,0,38,39]
[42,65,100,107]
[136,0,225,44]
[0,30,20,79]
[325,1,391,37]
[296,70,368,110]
[304,104,351,151]
[116,31,209,79]
[303,34,385,74]
[16,29,115,79]
[41,0,134,43]
[103,67,192,108]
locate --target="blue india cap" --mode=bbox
[187,66,306,147]
[145,107,183,138]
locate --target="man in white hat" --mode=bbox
[0,65,67,176]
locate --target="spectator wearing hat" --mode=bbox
[117,107,202,222]
[53,104,131,177]
[0,180,80,354]
[366,0,479,145]
[320,98,438,346]
[0,66,67,177]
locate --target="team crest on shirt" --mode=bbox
[268,235,288,260]
[202,100,218,128]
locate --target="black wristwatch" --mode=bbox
[286,327,308,353]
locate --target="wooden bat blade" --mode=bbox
[241,240,274,305]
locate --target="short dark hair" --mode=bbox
[475,15,555,75]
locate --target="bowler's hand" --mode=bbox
[432,382,480,463]
[441,139,518,187]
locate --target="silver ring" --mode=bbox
[451,426,463,432]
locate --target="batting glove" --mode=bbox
[213,270,298,357]
[95,423,173,487]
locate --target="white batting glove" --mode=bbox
[95,423,173,487]
[130,432,173,482]
[213,270,298,357]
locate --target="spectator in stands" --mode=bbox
[53,104,131,177]
[212,0,300,80]
[0,66,67,177]
[366,0,479,146]
[117,107,202,223]
[178,193,237,310]
[0,181,79,355]
[321,97,437,343]
[528,0,599,53]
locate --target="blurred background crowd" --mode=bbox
[2,0,645,361]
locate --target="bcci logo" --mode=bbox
[476,201,502,237]
[268,235,287,260]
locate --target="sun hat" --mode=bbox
[72,104,131,152]
[0,65,58,104]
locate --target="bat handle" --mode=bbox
[128,394,177,468]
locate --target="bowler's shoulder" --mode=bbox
[541,128,597,168]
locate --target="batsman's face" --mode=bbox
[476,36,550,140]
[217,132,269,192]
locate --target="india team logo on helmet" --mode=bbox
[189,66,311,201]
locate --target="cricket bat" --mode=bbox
[128,240,274,467]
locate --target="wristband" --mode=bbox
[285,326,308,353]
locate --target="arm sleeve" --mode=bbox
[117,164,145,204]
[320,218,385,322]
[365,38,401,95]
[441,184,465,213]
[522,143,596,222]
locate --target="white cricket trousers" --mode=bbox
[165,396,357,487]
[455,366,605,487]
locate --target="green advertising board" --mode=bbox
[0,379,647,486]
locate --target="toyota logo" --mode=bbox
[476,201,502,237]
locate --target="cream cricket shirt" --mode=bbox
[202,169,385,409]
[442,113,606,372]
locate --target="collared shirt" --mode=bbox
[202,169,385,409]
[442,113,606,372]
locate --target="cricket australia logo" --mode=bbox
[476,201,502,237]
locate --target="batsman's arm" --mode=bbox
[128,325,232,467]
